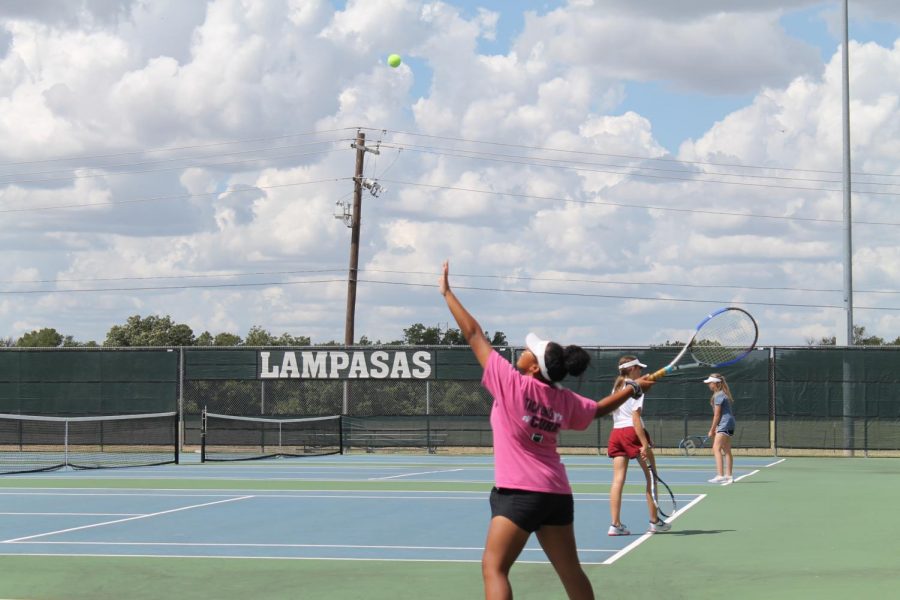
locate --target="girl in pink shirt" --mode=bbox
[440,261,654,600]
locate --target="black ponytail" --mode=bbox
[564,345,590,377]
[543,342,591,382]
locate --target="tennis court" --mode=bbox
[1,453,895,599]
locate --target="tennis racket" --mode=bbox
[648,307,758,381]
[640,455,677,519]
[678,435,710,456]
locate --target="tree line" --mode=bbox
[806,325,900,346]
[6,314,897,349]
[2,314,509,348]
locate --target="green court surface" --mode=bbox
[0,457,898,600]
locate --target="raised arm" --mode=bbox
[440,260,492,368]
[594,376,655,419]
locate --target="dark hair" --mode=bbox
[543,342,591,382]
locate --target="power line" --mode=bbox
[378,178,900,227]
[0,147,348,187]
[0,268,347,285]
[0,127,360,168]
[360,268,900,296]
[378,141,891,187]
[4,266,900,296]
[1,271,898,312]
[0,278,349,295]
[0,178,347,213]
[0,138,350,181]
[9,122,895,182]
[378,143,900,196]
[370,128,900,180]
[357,280,900,312]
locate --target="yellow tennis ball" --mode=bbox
[387,54,402,68]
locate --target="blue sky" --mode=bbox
[407,1,900,152]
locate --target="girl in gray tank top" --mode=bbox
[704,373,736,484]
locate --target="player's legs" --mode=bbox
[482,515,530,600]
[609,455,629,527]
[536,524,594,600]
[712,434,725,476]
[722,434,733,477]
[635,455,657,521]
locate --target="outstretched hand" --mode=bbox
[439,260,450,297]
[635,375,656,393]
[438,259,491,368]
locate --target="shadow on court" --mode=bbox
[664,529,736,536]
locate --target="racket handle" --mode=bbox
[647,367,669,381]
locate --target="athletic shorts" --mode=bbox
[607,426,652,459]
[716,426,735,436]
[489,487,574,533]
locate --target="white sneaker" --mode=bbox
[608,523,630,536]
[723,476,734,484]
[708,475,726,483]
[649,519,671,533]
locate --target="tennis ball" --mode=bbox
[387,54,402,68]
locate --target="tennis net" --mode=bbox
[0,411,179,475]
[201,412,343,462]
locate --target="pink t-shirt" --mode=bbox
[482,350,598,494]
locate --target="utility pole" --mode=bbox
[840,0,855,455]
[341,130,380,419]
[841,0,853,346]
[343,130,380,346]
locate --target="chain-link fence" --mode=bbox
[3,345,899,455]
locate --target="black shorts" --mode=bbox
[489,487,574,533]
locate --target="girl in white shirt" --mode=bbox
[606,355,671,535]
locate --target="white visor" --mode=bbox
[618,358,647,371]
[525,332,552,382]
[703,376,722,383]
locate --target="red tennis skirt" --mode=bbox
[607,427,652,459]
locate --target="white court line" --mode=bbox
[765,458,786,467]
[0,491,650,503]
[729,469,759,484]
[1,496,253,544]
[8,541,488,550]
[0,492,256,497]
[0,476,496,483]
[367,468,464,480]
[603,493,707,565]
[0,552,614,565]
[0,512,141,516]
[0,488,652,500]
[6,541,612,554]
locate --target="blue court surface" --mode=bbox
[0,454,770,566]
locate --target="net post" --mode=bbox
[769,347,777,457]
[864,394,869,458]
[339,415,344,455]
[200,406,207,463]
[64,419,69,468]
[426,381,432,454]
[174,412,180,464]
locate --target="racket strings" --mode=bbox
[658,488,677,518]
[691,310,757,366]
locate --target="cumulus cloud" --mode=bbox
[0,0,898,346]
